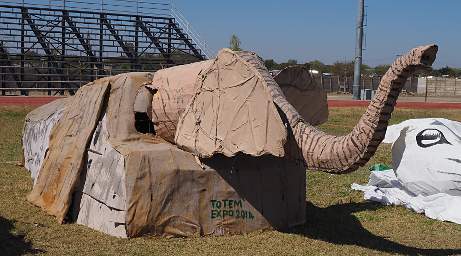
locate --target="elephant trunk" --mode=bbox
[269,45,438,174]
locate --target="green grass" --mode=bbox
[1,106,461,255]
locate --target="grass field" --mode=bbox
[1,105,461,255]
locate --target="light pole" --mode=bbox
[352,0,365,100]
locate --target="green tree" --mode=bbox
[331,61,354,77]
[373,64,391,76]
[287,59,298,65]
[264,59,279,70]
[361,64,372,76]
[229,34,242,51]
[278,59,298,69]
[308,60,330,73]
[436,66,461,77]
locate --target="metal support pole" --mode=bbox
[99,13,104,78]
[168,18,173,63]
[134,16,140,70]
[453,77,458,96]
[1,67,4,96]
[425,77,428,102]
[352,0,364,100]
[48,57,52,92]
[21,8,26,95]
[60,10,66,95]
[320,74,324,91]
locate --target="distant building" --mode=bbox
[418,76,461,96]
[309,69,320,75]
[269,70,281,77]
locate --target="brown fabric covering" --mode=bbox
[175,49,287,158]
[123,143,305,237]
[273,66,328,126]
[23,97,70,123]
[105,72,156,147]
[27,72,157,223]
[148,60,213,143]
[27,81,110,223]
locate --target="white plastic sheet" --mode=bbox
[352,170,461,224]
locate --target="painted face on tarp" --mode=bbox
[390,119,461,196]
[416,128,452,148]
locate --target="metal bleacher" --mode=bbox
[0,0,212,95]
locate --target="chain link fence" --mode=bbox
[316,75,418,94]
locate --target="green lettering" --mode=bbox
[234,200,243,208]
[215,200,222,209]
[210,200,217,209]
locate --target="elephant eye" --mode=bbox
[416,128,452,148]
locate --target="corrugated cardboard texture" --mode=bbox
[175,49,287,158]
[287,45,438,173]
[273,66,328,126]
[147,60,213,143]
[27,81,110,223]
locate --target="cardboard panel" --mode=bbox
[27,81,110,223]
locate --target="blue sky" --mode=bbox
[173,0,460,68]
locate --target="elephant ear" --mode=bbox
[273,66,328,126]
[175,49,287,158]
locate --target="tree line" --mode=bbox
[229,34,461,78]
[264,59,461,78]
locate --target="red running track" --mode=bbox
[0,96,65,106]
[328,100,461,109]
[1,96,461,109]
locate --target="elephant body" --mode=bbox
[23,45,438,237]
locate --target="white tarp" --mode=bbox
[352,170,461,224]
[353,118,461,224]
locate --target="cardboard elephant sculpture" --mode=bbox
[23,45,438,237]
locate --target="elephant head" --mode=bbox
[269,45,437,173]
[145,45,438,174]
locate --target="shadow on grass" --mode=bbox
[0,216,44,255]
[289,202,461,256]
